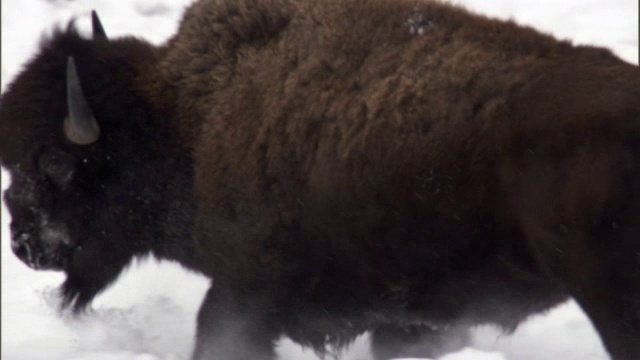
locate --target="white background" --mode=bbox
[1,0,638,359]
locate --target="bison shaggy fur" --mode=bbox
[1,0,640,359]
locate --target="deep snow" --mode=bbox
[1,0,638,359]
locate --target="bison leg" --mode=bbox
[502,139,640,359]
[192,285,280,360]
[529,227,640,360]
[370,324,469,360]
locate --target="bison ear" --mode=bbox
[91,10,107,40]
[64,57,101,145]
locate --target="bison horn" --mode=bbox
[91,10,107,40]
[64,57,100,145]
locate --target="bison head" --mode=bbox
[5,54,101,271]
[0,12,190,310]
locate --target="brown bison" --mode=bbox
[1,0,639,359]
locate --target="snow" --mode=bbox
[0,0,637,359]
[407,12,435,36]
[439,349,505,360]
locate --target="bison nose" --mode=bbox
[10,231,58,270]
[10,222,31,246]
[10,222,39,268]
[10,231,34,266]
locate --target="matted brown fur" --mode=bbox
[1,0,640,359]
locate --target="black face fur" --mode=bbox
[0,24,187,310]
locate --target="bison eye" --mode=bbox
[38,149,77,188]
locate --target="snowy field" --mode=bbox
[1,0,638,359]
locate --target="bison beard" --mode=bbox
[1,0,640,359]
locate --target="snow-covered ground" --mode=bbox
[1,0,637,359]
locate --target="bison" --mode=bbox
[1,0,639,359]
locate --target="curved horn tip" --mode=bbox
[91,10,108,40]
[65,57,101,145]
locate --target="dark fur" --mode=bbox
[1,0,639,359]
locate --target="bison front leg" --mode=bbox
[528,225,640,360]
[502,140,640,359]
[193,285,280,360]
[370,324,469,360]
